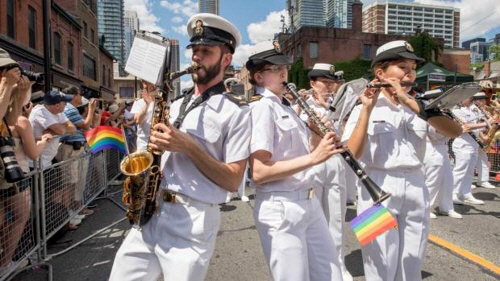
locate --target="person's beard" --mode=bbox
[192,54,223,85]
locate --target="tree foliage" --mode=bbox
[489,44,500,61]
[333,56,372,81]
[408,32,442,63]
[288,57,310,90]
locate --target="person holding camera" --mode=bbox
[55,86,97,221]
[130,81,155,152]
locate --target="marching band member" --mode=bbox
[130,80,156,152]
[420,91,463,219]
[110,14,251,281]
[305,63,353,281]
[343,40,462,281]
[246,41,343,281]
[452,96,490,205]
[472,92,496,189]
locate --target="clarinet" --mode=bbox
[284,82,391,205]
[444,109,485,149]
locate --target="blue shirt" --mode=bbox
[60,103,86,142]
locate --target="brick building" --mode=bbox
[277,1,411,69]
[57,0,101,98]
[441,48,470,75]
[99,45,115,101]
[0,0,46,76]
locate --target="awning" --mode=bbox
[52,69,82,90]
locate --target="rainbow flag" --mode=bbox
[350,204,398,246]
[84,126,126,154]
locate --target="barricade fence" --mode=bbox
[0,149,123,281]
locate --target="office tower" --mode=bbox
[199,0,219,15]
[124,10,140,62]
[98,0,125,64]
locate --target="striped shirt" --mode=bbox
[60,103,86,142]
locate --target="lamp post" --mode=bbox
[42,0,52,92]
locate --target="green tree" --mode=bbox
[333,56,372,81]
[489,44,500,61]
[288,57,310,90]
[408,32,442,63]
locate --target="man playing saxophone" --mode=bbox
[109,13,251,281]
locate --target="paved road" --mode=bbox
[11,182,500,281]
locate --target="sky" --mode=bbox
[124,0,500,89]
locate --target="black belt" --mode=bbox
[61,141,85,150]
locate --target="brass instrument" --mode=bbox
[120,61,200,226]
[444,107,485,149]
[476,102,500,153]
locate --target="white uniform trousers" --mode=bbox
[452,149,478,197]
[109,197,220,281]
[254,190,342,281]
[476,149,490,183]
[425,145,454,213]
[358,169,430,281]
[312,156,352,281]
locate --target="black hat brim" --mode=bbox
[246,54,292,70]
[371,51,425,68]
[187,38,226,49]
[308,69,337,80]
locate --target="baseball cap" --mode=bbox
[44,90,73,105]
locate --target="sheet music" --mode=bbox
[125,36,167,84]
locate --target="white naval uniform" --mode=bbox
[110,84,251,281]
[343,94,430,281]
[299,96,352,280]
[474,107,491,185]
[251,87,342,281]
[451,105,480,198]
[424,126,454,213]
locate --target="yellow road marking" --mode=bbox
[428,234,500,276]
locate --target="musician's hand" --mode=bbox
[462,124,472,133]
[310,132,344,165]
[381,77,410,103]
[359,80,380,111]
[149,123,193,153]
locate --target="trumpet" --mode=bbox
[284,82,391,205]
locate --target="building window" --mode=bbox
[83,21,88,38]
[83,54,96,80]
[108,68,111,87]
[28,6,36,49]
[91,29,95,44]
[309,42,318,59]
[120,87,134,98]
[363,44,372,60]
[7,0,15,39]
[54,33,62,65]
[67,42,74,71]
[102,65,106,86]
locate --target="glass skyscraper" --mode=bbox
[326,0,354,28]
[198,0,219,15]
[98,0,125,65]
[124,10,139,63]
[288,0,327,30]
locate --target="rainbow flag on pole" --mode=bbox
[350,204,398,246]
[84,126,126,154]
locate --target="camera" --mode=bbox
[22,69,44,85]
[0,136,24,183]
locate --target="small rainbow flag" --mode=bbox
[84,126,126,154]
[350,204,398,246]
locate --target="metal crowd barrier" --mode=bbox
[0,149,123,281]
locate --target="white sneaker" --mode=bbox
[480,182,496,189]
[225,194,232,203]
[241,195,250,202]
[453,194,464,205]
[69,218,82,226]
[430,212,437,219]
[463,196,485,205]
[444,210,463,219]
[471,184,477,189]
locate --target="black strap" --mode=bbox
[172,82,225,129]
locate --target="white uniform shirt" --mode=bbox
[160,84,251,204]
[29,104,69,168]
[451,105,480,151]
[250,87,314,192]
[298,96,328,122]
[424,126,449,167]
[130,99,154,151]
[343,94,428,170]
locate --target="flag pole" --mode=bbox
[121,124,130,156]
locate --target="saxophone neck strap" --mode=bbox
[172,81,225,129]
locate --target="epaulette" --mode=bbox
[225,92,248,107]
[249,95,263,103]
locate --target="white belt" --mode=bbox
[255,188,315,202]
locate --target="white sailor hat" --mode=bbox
[372,40,424,68]
[473,92,488,100]
[308,63,337,80]
[186,13,241,54]
[245,40,293,70]
[224,77,239,88]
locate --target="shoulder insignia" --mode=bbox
[225,92,248,106]
[249,95,263,103]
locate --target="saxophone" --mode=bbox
[120,63,200,226]
[477,103,500,153]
